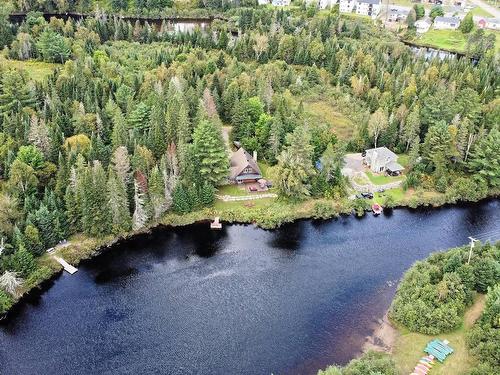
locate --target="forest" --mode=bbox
[0,1,499,315]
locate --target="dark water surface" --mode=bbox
[1,200,499,375]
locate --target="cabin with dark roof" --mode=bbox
[229,148,262,183]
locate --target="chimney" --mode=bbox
[253,150,257,162]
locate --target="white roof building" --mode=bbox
[434,16,460,30]
[356,0,381,18]
[339,0,356,13]
[415,18,432,33]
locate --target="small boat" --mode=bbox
[372,203,383,215]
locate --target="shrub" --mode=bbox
[466,285,500,373]
[0,289,12,314]
[390,243,500,334]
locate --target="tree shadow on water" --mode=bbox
[268,221,304,252]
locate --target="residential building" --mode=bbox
[433,16,460,29]
[319,0,336,9]
[258,0,270,5]
[271,0,291,6]
[388,7,410,22]
[355,0,381,17]
[230,148,262,183]
[477,17,500,30]
[363,147,404,175]
[415,18,432,33]
[339,0,356,13]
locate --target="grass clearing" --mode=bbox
[392,294,485,375]
[397,154,409,168]
[419,29,467,52]
[300,99,355,140]
[470,6,493,17]
[374,187,406,203]
[366,171,405,185]
[0,59,59,81]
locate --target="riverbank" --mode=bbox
[1,192,498,319]
[362,294,486,375]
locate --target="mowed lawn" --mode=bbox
[418,29,500,53]
[302,100,355,140]
[366,171,405,185]
[392,294,486,375]
[0,59,59,81]
[419,29,468,52]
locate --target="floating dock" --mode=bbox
[54,256,78,274]
[210,217,222,229]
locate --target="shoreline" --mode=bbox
[1,194,498,320]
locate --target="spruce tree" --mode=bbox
[107,169,131,234]
[192,120,228,186]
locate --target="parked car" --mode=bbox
[361,192,374,199]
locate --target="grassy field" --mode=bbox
[374,187,406,203]
[470,6,493,17]
[392,294,485,375]
[302,100,355,140]
[419,29,468,52]
[366,171,405,185]
[397,154,409,168]
[417,29,500,53]
[0,59,59,81]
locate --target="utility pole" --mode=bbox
[467,236,476,264]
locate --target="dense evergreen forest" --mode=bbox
[0,1,499,314]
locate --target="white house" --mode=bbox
[415,18,432,33]
[477,17,500,30]
[433,16,460,29]
[355,0,381,18]
[258,0,270,5]
[271,0,291,6]
[339,0,356,13]
[319,0,336,9]
[388,7,410,22]
[363,147,404,175]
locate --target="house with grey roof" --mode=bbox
[363,147,404,175]
[356,0,381,18]
[433,16,460,30]
[229,148,262,183]
[388,7,410,22]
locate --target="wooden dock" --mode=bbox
[54,256,78,274]
[210,217,222,229]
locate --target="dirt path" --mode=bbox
[464,293,486,328]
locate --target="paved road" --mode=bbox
[469,0,500,18]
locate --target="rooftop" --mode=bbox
[229,148,261,180]
[434,16,461,23]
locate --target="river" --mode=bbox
[1,199,499,375]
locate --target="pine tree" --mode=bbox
[172,184,191,213]
[132,179,148,230]
[200,181,215,206]
[275,126,315,200]
[107,169,131,234]
[82,161,111,237]
[111,109,128,150]
[192,120,228,186]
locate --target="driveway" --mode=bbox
[342,153,364,177]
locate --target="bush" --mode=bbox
[390,243,500,334]
[317,351,397,375]
[0,289,12,315]
[466,285,500,373]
